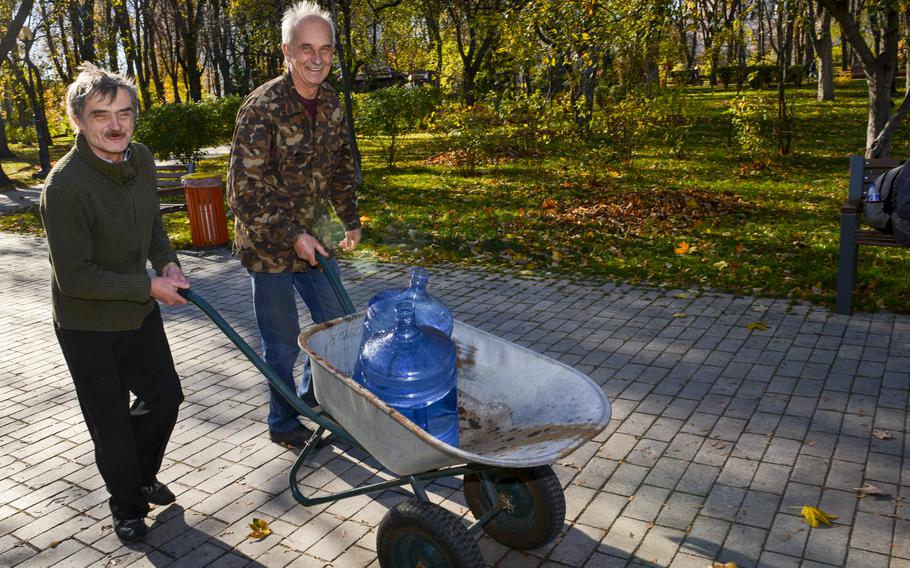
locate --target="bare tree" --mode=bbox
[818,0,907,157]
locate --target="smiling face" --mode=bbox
[75,88,135,163]
[283,16,334,99]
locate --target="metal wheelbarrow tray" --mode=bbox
[300,313,611,476]
[180,260,611,567]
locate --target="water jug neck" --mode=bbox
[406,267,429,298]
[394,301,421,341]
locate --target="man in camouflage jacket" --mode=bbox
[228,1,360,449]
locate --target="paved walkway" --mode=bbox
[0,186,41,215]
[0,232,907,568]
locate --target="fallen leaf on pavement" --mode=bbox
[747,322,768,331]
[248,518,272,540]
[801,505,837,528]
[872,430,893,440]
[854,483,889,498]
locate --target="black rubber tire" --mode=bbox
[463,465,565,550]
[377,498,483,568]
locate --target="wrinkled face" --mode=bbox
[76,88,135,163]
[283,16,334,98]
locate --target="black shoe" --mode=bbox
[141,481,176,505]
[113,517,148,542]
[269,425,323,449]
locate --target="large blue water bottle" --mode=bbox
[353,267,453,383]
[359,301,459,447]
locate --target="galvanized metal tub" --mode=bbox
[299,313,612,476]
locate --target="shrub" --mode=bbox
[788,65,807,86]
[716,66,748,89]
[355,84,437,167]
[430,102,499,175]
[834,69,853,87]
[729,95,774,161]
[136,96,242,163]
[748,65,778,89]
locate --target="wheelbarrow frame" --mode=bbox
[179,256,606,565]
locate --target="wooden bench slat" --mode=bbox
[156,162,193,214]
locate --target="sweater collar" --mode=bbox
[75,134,141,186]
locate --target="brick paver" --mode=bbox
[0,232,908,567]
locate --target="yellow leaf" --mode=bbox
[359,215,371,223]
[248,518,273,540]
[709,562,739,568]
[747,322,768,331]
[713,260,728,269]
[672,312,688,318]
[675,241,690,255]
[801,505,837,528]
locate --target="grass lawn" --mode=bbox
[4,80,910,313]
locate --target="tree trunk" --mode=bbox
[328,0,363,187]
[0,162,13,187]
[820,0,906,157]
[0,115,16,159]
[807,0,835,101]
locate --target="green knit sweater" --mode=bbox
[40,135,179,331]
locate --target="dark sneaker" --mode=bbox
[113,517,148,542]
[141,481,176,506]
[269,425,323,449]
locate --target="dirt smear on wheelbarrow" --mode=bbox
[456,395,603,457]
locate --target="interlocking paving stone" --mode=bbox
[1,232,908,567]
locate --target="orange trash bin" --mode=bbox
[181,173,229,248]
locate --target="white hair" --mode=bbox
[281,1,336,47]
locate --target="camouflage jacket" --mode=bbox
[227,73,360,272]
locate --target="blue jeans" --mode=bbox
[250,259,346,432]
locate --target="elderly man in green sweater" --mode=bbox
[39,63,189,543]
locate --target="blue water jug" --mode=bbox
[359,301,459,447]
[353,267,453,383]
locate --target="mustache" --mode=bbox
[104,130,127,137]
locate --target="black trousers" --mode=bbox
[55,304,184,520]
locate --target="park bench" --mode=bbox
[156,162,194,214]
[836,155,902,314]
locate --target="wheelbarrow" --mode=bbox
[180,258,611,567]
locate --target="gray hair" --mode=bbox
[66,62,139,132]
[281,1,335,47]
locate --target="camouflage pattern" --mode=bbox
[227,73,360,272]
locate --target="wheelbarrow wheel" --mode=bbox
[377,498,483,568]
[463,465,565,550]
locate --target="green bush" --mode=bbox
[729,95,774,161]
[788,65,807,86]
[355,85,437,167]
[136,96,242,163]
[5,124,36,146]
[716,66,748,89]
[748,65,778,89]
[430,102,499,175]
